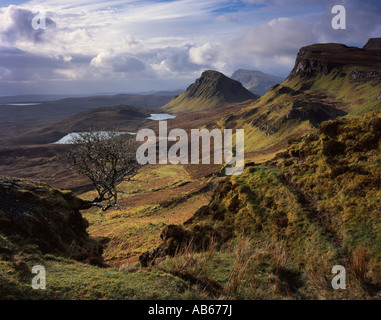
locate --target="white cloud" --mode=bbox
[189,43,219,66]
[188,17,318,77]
[0,1,380,95]
[90,50,146,73]
[0,5,56,44]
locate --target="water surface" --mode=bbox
[147,114,176,121]
[3,103,42,106]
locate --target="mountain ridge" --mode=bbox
[231,69,284,95]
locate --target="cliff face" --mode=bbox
[163,70,259,113]
[288,42,381,81]
[0,177,103,265]
[363,38,381,49]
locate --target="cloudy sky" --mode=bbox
[0,0,380,96]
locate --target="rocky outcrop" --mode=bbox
[289,51,343,79]
[288,41,381,81]
[363,38,381,49]
[251,112,279,136]
[138,224,190,267]
[0,177,103,265]
[284,99,347,127]
[350,70,381,83]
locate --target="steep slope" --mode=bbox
[221,39,381,155]
[285,42,381,114]
[231,69,284,95]
[162,70,259,113]
[150,112,381,299]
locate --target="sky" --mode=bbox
[0,0,380,96]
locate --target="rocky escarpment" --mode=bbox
[363,38,381,49]
[0,177,103,265]
[288,41,381,82]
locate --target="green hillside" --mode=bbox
[223,42,381,154]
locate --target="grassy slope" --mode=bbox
[224,51,381,160]
[287,67,381,115]
[163,95,225,113]
[0,247,195,300]
[0,165,217,300]
[80,165,216,266]
[161,112,381,299]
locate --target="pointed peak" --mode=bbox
[163,70,259,113]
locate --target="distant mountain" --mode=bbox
[163,70,259,113]
[231,69,284,95]
[0,94,83,104]
[0,91,184,105]
[137,90,185,96]
[154,90,185,96]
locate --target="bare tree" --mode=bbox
[66,130,140,211]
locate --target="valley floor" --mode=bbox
[80,164,220,266]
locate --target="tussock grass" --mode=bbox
[163,112,381,299]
